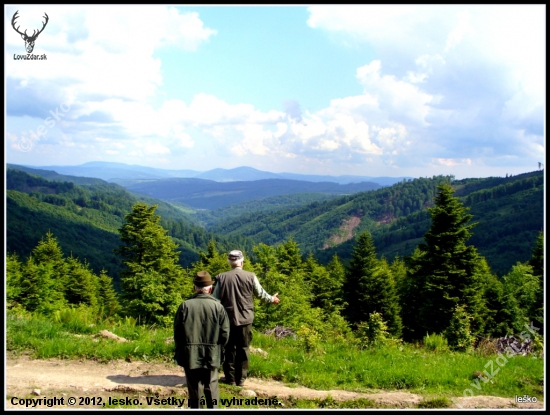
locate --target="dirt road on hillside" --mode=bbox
[5,354,543,410]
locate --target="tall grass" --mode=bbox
[7,308,174,361]
[250,332,544,398]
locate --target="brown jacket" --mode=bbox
[214,268,257,326]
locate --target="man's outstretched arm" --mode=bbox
[253,275,280,304]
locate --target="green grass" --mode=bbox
[6,309,544,408]
[250,331,544,398]
[7,310,174,362]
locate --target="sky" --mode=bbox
[4,5,546,179]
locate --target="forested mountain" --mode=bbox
[6,168,256,286]
[6,163,107,186]
[210,171,544,276]
[6,166,543,284]
[20,161,200,181]
[25,161,410,185]
[114,177,383,210]
[194,192,340,227]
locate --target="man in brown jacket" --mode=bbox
[174,271,230,409]
[213,250,280,387]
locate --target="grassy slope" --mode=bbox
[7,310,544,405]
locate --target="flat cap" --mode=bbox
[228,250,244,261]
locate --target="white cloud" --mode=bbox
[162,8,217,51]
[6,5,216,103]
[6,5,543,178]
[356,60,434,126]
[305,5,544,172]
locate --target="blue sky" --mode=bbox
[5,5,545,179]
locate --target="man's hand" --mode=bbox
[272,293,280,304]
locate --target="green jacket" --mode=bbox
[173,293,230,370]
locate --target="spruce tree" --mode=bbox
[344,231,402,336]
[116,202,185,326]
[528,231,544,333]
[196,239,232,279]
[7,253,23,307]
[253,242,314,331]
[64,257,99,308]
[19,258,66,313]
[30,232,68,298]
[97,269,120,318]
[306,254,345,313]
[528,231,544,278]
[402,182,487,340]
[275,238,304,276]
[477,258,512,337]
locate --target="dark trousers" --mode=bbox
[223,324,252,384]
[183,366,219,409]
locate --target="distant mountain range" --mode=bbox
[20,161,411,186]
[119,177,383,210]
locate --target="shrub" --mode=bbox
[297,325,321,353]
[474,337,498,356]
[356,312,399,349]
[423,333,449,352]
[444,305,475,352]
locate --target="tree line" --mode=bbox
[7,183,544,350]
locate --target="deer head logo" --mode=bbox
[12,10,49,54]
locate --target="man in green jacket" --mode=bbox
[174,271,230,409]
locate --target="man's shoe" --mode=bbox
[236,380,245,387]
[220,377,236,386]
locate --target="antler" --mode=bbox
[11,11,49,40]
[28,12,49,40]
[11,10,26,37]
[33,12,49,38]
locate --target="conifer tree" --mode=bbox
[528,231,544,278]
[305,254,332,310]
[253,242,313,331]
[275,238,304,276]
[528,231,544,333]
[15,233,69,313]
[344,231,402,336]
[376,258,403,337]
[345,231,378,325]
[64,257,100,308]
[196,239,232,278]
[116,202,185,326]
[19,258,66,313]
[97,269,120,318]
[7,253,23,307]
[305,254,345,312]
[476,258,511,337]
[402,183,487,340]
[30,232,68,297]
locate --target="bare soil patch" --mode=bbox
[323,216,361,249]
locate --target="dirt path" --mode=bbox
[5,354,543,409]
